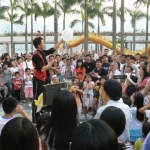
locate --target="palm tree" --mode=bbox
[57,0,80,30]
[7,0,23,57]
[18,1,32,54]
[34,1,54,43]
[121,0,124,54]
[54,0,58,45]
[130,9,145,51]
[0,5,8,20]
[134,0,150,55]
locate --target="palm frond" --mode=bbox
[88,22,95,29]
[69,19,81,27]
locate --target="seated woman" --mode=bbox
[0,117,39,150]
[100,106,135,149]
[137,66,149,94]
[41,90,78,150]
[122,74,138,97]
[71,119,118,150]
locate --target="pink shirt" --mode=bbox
[141,77,149,87]
[17,63,24,77]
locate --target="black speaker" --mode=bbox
[43,82,67,105]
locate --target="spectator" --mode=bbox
[0,117,39,150]
[0,72,7,98]
[71,119,118,150]
[94,79,132,143]
[102,55,110,73]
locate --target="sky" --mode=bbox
[0,0,148,34]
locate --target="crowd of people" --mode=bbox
[0,37,150,150]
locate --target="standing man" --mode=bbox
[32,37,63,122]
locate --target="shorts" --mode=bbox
[24,87,33,98]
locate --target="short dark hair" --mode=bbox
[143,122,150,137]
[100,106,126,137]
[33,37,43,49]
[2,97,18,113]
[25,68,31,72]
[126,66,133,71]
[135,53,141,56]
[71,119,118,150]
[104,79,122,100]
[16,57,21,61]
[86,54,91,57]
[1,117,39,150]
[122,95,132,107]
[15,72,20,76]
[96,59,102,63]
[104,48,109,51]
[102,55,108,58]
[125,55,131,59]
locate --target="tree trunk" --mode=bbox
[11,8,13,57]
[133,28,136,51]
[121,0,124,54]
[44,18,46,44]
[145,3,149,56]
[54,0,58,44]
[112,0,116,55]
[25,16,28,54]
[82,19,84,49]
[63,12,65,30]
[97,15,100,52]
[31,7,33,52]
[84,0,88,55]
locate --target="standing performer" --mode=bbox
[32,37,63,123]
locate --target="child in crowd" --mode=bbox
[0,97,29,134]
[3,62,11,95]
[94,76,107,107]
[130,92,144,143]
[50,75,59,84]
[24,68,33,107]
[122,74,138,97]
[83,74,94,119]
[135,122,150,150]
[92,95,99,117]
[0,72,8,98]
[13,72,22,101]
[122,95,132,107]
[70,82,83,120]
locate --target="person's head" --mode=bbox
[135,53,141,61]
[85,74,92,82]
[49,69,55,76]
[16,57,22,64]
[104,49,109,55]
[71,119,118,150]
[74,53,80,60]
[62,57,66,63]
[76,59,84,69]
[100,106,126,137]
[90,54,94,61]
[72,77,80,84]
[141,56,147,62]
[25,68,31,75]
[126,74,138,86]
[130,55,136,63]
[96,59,102,69]
[139,65,149,81]
[36,113,51,136]
[2,97,18,114]
[0,117,39,150]
[0,72,4,78]
[49,55,54,62]
[66,59,71,66]
[64,53,69,59]
[132,92,144,122]
[122,95,132,107]
[55,54,60,62]
[143,122,150,138]
[110,61,118,70]
[26,53,32,61]
[99,76,107,86]
[15,72,20,79]
[52,75,59,84]
[33,37,45,51]
[4,53,10,60]
[102,55,108,63]
[147,63,150,74]
[121,54,126,62]
[11,60,16,67]
[85,54,91,62]
[43,90,77,150]
[125,66,133,74]
[104,79,122,102]
[92,50,96,54]
[3,62,8,69]
[125,55,132,65]
[93,96,99,104]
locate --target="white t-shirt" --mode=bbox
[24,75,33,87]
[23,60,34,73]
[10,67,19,78]
[0,116,13,134]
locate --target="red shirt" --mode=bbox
[75,67,86,80]
[13,78,22,90]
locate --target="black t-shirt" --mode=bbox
[84,61,95,74]
[32,48,55,71]
[102,63,110,73]
[93,68,107,82]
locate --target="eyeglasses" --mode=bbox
[111,65,114,66]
